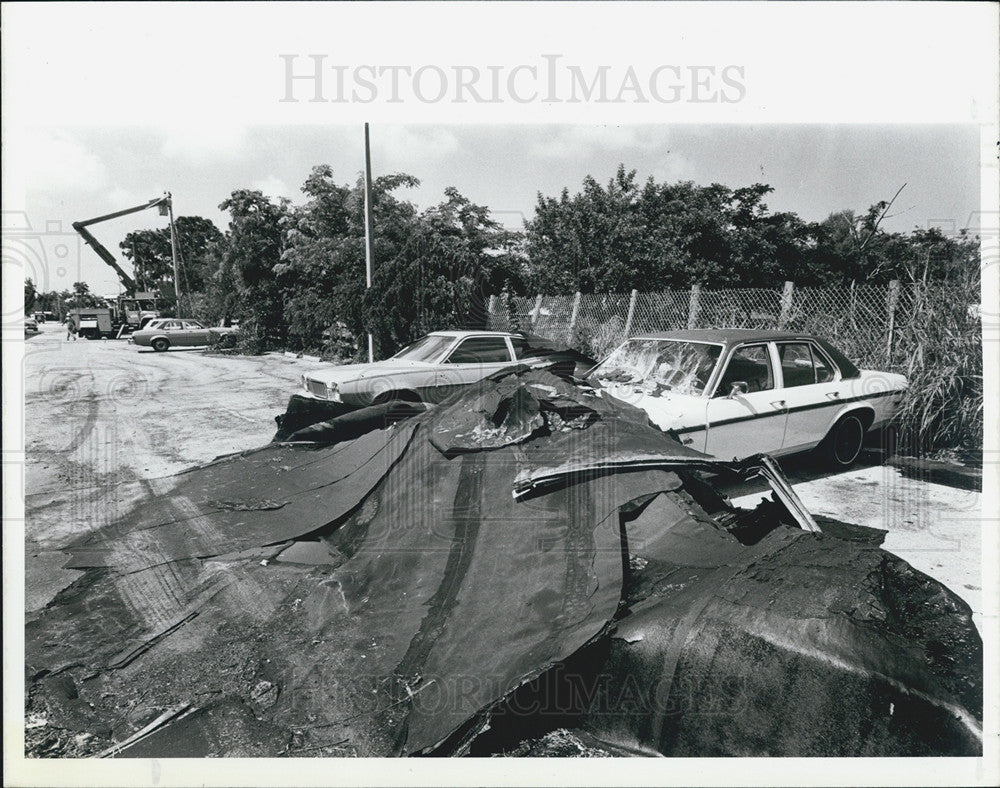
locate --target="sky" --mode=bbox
[18,123,981,298]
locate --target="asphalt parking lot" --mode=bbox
[22,322,983,624]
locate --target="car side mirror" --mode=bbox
[727,381,748,398]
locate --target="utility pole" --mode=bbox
[363,123,375,363]
[166,192,181,318]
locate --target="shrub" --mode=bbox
[891,271,982,459]
[570,315,626,361]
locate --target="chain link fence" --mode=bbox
[489,281,978,374]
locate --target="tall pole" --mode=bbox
[166,192,182,318]
[363,123,375,363]
[131,241,142,291]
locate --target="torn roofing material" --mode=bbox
[579,493,982,756]
[25,368,982,758]
[63,422,419,571]
[29,369,693,756]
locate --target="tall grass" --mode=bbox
[891,270,983,460]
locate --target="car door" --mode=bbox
[704,343,787,461]
[776,341,843,454]
[165,320,191,346]
[181,320,210,346]
[160,320,182,341]
[435,336,516,397]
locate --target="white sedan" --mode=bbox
[300,330,592,407]
[589,329,907,466]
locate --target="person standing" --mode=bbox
[66,317,77,341]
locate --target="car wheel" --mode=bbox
[219,333,237,349]
[821,413,866,468]
[152,338,170,352]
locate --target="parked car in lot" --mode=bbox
[25,317,40,336]
[588,329,907,466]
[299,330,595,407]
[132,318,238,351]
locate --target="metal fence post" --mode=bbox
[567,291,581,343]
[848,279,857,329]
[687,284,701,329]
[778,281,795,329]
[886,279,900,364]
[623,289,638,338]
[531,294,543,328]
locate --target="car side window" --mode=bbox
[163,321,181,331]
[446,337,513,364]
[811,344,836,383]
[509,337,530,359]
[715,344,773,396]
[778,343,835,387]
[183,321,203,330]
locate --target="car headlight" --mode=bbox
[326,382,341,402]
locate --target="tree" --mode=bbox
[525,166,979,291]
[525,168,810,292]
[25,278,36,312]
[66,281,111,309]
[217,190,290,346]
[526,166,647,293]
[364,186,523,355]
[278,166,425,352]
[120,216,224,296]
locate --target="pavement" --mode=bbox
[22,324,328,611]
[21,322,984,626]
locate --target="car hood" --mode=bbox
[592,380,704,407]
[307,359,436,385]
[592,381,706,431]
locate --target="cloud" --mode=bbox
[106,187,142,210]
[374,125,461,170]
[251,176,291,201]
[160,125,249,164]
[24,129,110,194]
[528,125,651,160]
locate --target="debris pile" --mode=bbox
[25,368,982,757]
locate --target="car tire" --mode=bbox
[820,413,866,468]
[152,338,170,352]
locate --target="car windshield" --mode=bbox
[391,334,454,363]
[589,339,723,396]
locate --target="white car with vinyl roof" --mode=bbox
[299,330,595,408]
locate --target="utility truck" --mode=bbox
[73,194,180,336]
